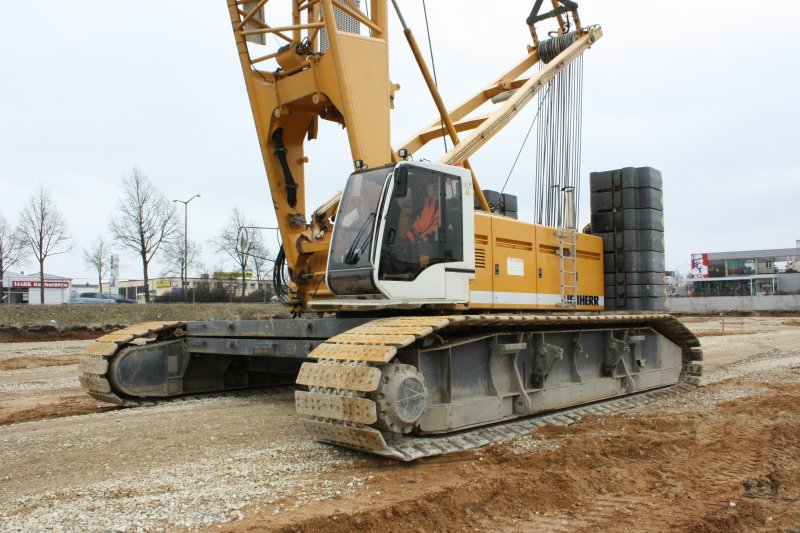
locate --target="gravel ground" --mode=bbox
[0,341,90,360]
[0,375,78,393]
[0,340,88,393]
[0,393,378,532]
[0,316,799,532]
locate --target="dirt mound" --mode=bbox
[0,355,82,370]
[0,389,117,425]
[696,330,759,338]
[0,325,116,343]
[0,302,286,330]
[250,384,800,533]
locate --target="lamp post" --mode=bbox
[173,194,200,297]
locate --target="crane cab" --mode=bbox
[317,161,605,312]
[323,162,475,307]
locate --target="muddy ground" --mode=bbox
[1,316,799,532]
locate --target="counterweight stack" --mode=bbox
[590,167,667,311]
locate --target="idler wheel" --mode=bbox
[374,363,427,434]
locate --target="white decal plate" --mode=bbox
[507,257,524,277]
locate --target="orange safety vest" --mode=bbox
[406,197,439,242]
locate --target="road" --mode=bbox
[1,316,799,532]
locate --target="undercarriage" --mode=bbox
[79,312,702,460]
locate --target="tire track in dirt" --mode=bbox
[0,340,114,425]
[0,387,117,425]
[502,384,800,533]
[0,355,83,371]
[550,396,800,532]
[265,382,800,533]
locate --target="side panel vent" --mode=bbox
[495,237,533,251]
[475,248,487,269]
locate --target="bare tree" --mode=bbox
[249,239,272,300]
[110,168,179,303]
[82,235,110,292]
[160,232,201,285]
[18,185,70,304]
[0,210,28,302]
[211,208,254,301]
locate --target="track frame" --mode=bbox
[296,312,703,460]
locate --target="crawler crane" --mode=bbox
[79,1,703,460]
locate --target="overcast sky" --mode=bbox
[1,1,798,285]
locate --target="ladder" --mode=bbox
[557,227,578,308]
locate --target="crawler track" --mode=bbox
[78,319,297,407]
[78,314,703,460]
[297,313,703,460]
[327,382,696,461]
[78,321,187,407]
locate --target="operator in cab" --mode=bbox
[406,181,440,243]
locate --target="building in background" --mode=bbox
[104,273,271,302]
[666,241,800,314]
[1,272,72,304]
[686,243,800,297]
[1,266,275,305]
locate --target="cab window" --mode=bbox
[379,166,462,281]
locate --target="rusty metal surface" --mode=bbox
[308,344,397,363]
[80,313,702,462]
[130,321,181,330]
[82,342,118,357]
[86,391,126,405]
[345,325,434,338]
[326,333,417,347]
[78,375,112,394]
[366,317,457,328]
[115,325,149,334]
[301,419,390,451]
[296,361,381,391]
[78,357,109,375]
[295,391,377,424]
[94,332,135,344]
[308,343,398,362]
[307,383,694,461]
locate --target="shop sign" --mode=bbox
[689,253,709,279]
[11,280,70,289]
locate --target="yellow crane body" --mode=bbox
[469,214,603,311]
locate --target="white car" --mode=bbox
[69,291,117,304]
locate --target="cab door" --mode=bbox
[375,164,462,301]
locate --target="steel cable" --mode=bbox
[533,34,583,228]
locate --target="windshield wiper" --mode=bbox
[344,212,376,265]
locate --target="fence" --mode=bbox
[667,295,800,313]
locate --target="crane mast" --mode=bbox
[226,0,393,309]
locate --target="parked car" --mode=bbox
[69,292,117,304]
[107,293,138,304]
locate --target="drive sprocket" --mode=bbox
[374,363,427,434]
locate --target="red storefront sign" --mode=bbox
[11,280,70,289]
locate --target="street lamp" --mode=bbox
[173,194,201,297]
